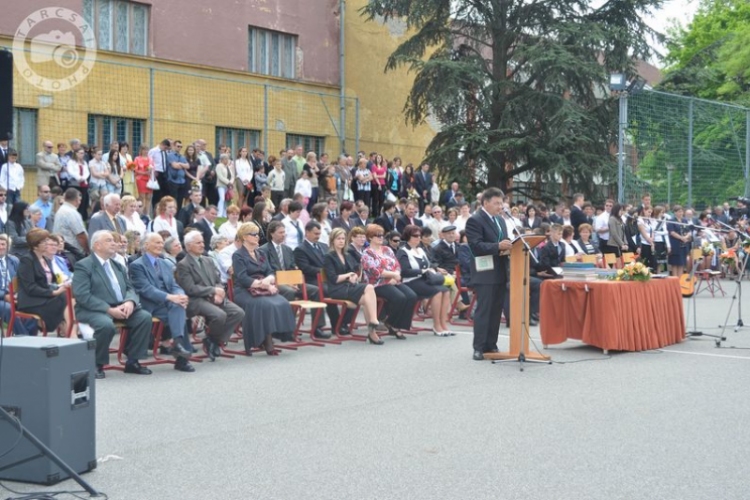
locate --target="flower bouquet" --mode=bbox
[126,161,137,171]
[610,261,651,282]
[701,240,715,257]
[720,249,737,267]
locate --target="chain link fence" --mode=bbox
[621,89,750,208]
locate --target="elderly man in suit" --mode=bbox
[130,233,195,372]
[87,193,127,238]
[465,187,512,361]
[73,230,153,379]
[0,234,37,335]
[259,220,330,339]
[35,140,62,188]
[176,231,244,360]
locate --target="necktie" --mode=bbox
[451,243,456,256]
[161,150,167,172]
[493,216,504,239]
[0,258,6,290]
[153,258,159,272]
[292,221,302,245]
[276,244,284,269]
[314,243,324,256]
[198,257,208,279]
[103,261,124,302]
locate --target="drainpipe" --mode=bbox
[339,0,346,156]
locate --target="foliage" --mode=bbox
[361,0,665,202]
[610,261,652,282]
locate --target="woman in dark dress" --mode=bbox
[667,205,691,276]
[16,228,69,334]
[323,228,382,343]
[232,222,295,355]
[396,224,452,336]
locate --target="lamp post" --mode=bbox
[610,74,627,204]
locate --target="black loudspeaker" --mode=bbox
[0,49,12,141]
[0,337,97,485]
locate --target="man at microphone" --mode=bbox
[465,187,512,361]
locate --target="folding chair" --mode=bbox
[448,265,475,326]
[621,252,636,266]
[275,269,327,348]
[564,255,577,263]
[113,317,175,367]
[603,253,617,269]
[695,270,726,297]
[581,254,597,265]
[318,270,365,342]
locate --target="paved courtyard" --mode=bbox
[4,284,750,500]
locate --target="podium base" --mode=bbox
[485,351,550,362]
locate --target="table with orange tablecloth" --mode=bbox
[539,278,685,352]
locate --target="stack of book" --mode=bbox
[561,263,599,281]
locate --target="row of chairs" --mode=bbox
[4,265,479,370]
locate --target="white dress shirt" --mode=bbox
[66,159,90,186]
[283,216,304,250]
[0,162,25,191]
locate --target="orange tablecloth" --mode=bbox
[540,278,685,351]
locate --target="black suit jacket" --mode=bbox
[322,251,361,298]
[258,242,296,272]
[293,240,328,285]
[373,214,396,233]
[433,239,459,271]
[523,217,542,231]
[396,216,423,235]
[349,216,366,228]
[413,170,433,201]
[570,206,587,238]
[0,147,8,176]
[177,202,203,229]
[190,219,216,252]
[536,240,564,272]
[465,210,509,286]
[16,254,56,309]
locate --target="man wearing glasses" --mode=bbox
[35,140,62,189]
[31,186,53,229]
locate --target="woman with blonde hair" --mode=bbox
[121,195,146,234]
[152,196,179,239]
[232,222,295,355]
[323,228,382,343]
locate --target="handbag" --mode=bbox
[249,274,277,296]
[424,270,445,286]
[146,171,160,190]
[225,185,234,201]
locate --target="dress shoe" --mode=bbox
[338,327,351,336]
[123,361,152,375]
[314,328,332,339]
[529,318,539,326]
[158,345,171,355]
[367,324,384,345]
[169,342,192,359]
[211,341,222,358]
[472,350,484,361]
[202,338,216,362]
[174,358,195,372]
[95,366,105,379]
[484,348,499,354]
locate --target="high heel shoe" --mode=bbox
[387,324,406,340]
[367,324,384,345]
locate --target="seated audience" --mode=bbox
[176,231,245,360]
[232,222,295,355]
[130,233,195,373]
[361,223,418,337]
[0,234,38,335]
[397,225,452,337]
[73,230,153,378]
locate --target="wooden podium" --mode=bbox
[484,235,551,364]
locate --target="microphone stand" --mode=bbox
[712,220,750,345]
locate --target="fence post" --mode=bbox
[688,98,694,207]
[617,92,627,204]
[263,84,269,156]
[746,110,750,198]
[149,68,154,145]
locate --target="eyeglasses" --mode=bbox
[391,239,401,244]
[0,194,6,197]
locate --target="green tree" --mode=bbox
[362,0,664,202]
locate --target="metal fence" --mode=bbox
[619,88,750,208]
[8,46,360,172]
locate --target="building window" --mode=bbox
[286,134,325,157]
[11,108,38,166]
[87,114,145,151]
[248,27,296,79]
[83,0,149,56]
[215,127,261,157]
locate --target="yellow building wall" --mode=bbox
[344,1,436,163]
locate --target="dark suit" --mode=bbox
[433,239,459,271]
[570,205,587,239]
[413,170,433,212]
[293,240,350,329]
[523,217,542,231]
[349,216,366,228]
[175,253,244,343]
[331,216,353,233]
[87,211,127,239]
[190,218,218,253]
[0,255,37,335]
[536,240,564,273]
[177,202,203,229]
[73,254,152,367]
[373,213,396,233]
[465,210,509,353]
[129,255,189,349]
[0,147,8,176]
[396,216,423,235]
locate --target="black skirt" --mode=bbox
[403,276,447,299]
